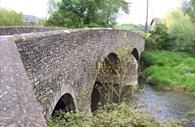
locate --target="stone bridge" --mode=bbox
[0,27,144,126]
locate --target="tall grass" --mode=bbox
[140,50,195,93]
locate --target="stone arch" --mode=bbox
[131,48,139,61]
[91,53,120,113]
[52,93,76,116]
[46,84,77,119]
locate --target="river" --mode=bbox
[132,85,195,127]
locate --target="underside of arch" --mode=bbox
[131,48,139,61]
[91,53,121,112]
[52,93,76,116]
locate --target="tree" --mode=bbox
[48,0,58,14]
[169,15,195,50]
[0,8,23,26]
[145,23,172,50]
[182,0,195,22]
[46,0,130,28]
[162,9,195,50]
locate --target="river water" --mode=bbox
[132,85,195,127]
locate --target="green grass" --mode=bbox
[140,50,195,93]
[187,112,195,117]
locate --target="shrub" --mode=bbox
[144,23,173,50]
[48,103,179,127]
[162,8,195,50]
[0,8,23,26]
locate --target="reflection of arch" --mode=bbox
[52,93,76,116]
[91,53,120,113]
[131,48,139,61]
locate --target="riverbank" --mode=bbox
[140,50,195,94]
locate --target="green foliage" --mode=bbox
[144,23,173,50]
[140,50,195,93]
[38,18,48,26]
[165,9,195,50]
[168,14,195,50]
[114,24,144,31]
[46,0,130,28]
[0,8,23,26]
[147,8,195,51]
[161,9,195,50]
[187,112,195,116]
[48,0,58,14]
[182,0,195,22]
[48,103,172,127]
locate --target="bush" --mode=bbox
[162,8,195,50]
[146,8,195,51]
[168,15,195,50]
[0,8,23,26]
[144,23,173,50]
[48,103,180,127]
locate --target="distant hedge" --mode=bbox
[0,8,23,26]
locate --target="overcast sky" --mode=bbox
[0,0,182,25]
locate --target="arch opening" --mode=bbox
[131,48,139,61]
[52,93,76,116]
[91,53,121,113]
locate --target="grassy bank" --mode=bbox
[140,50,195,94]
[48,103,181,127]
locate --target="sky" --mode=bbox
[0,0,182,25]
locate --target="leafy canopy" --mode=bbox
[162,8,195,50]
[182,0,195,22]
[144,23,173,50]
[145,8,195,51]
[46,0,130,28]
[0,8,23,26]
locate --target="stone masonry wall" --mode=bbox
[14,29,144,119]
[0,28,144,126]
[0,36,47,127]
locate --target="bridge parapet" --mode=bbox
[0,37,47,127]
[0,26,66,36]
